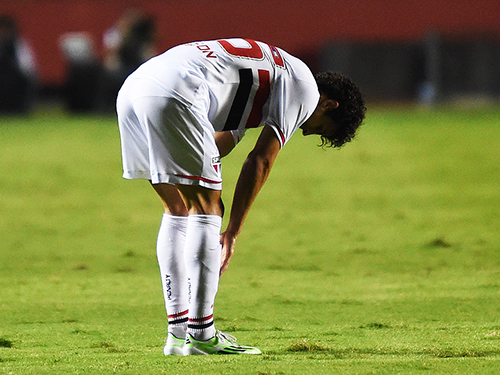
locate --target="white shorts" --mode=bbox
[117,77,222,190]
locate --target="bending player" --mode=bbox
[116,38,366,355]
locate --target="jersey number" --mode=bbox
[218,39,283,131]
[218,39,284,68]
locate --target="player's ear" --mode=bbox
[318,95,339,112]
[324,99,339,110]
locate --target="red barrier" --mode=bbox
[1,0,499,85]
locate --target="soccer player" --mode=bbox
[117,38,366,355]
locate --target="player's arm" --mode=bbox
[220,124,280,275]
[215,129,247,158]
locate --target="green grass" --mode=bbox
[1,105,500,374]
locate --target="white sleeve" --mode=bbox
[266,80,319,148]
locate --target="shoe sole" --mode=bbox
[183,346,209,355]
[164,345,184,356]
[183,345,261,355]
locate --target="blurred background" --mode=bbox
[1,0,499,114]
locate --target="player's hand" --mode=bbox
[220,231,237,276]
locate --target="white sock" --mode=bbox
[156,214,189,337]
[184,214,222,341]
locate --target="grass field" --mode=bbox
[1,105,499,374]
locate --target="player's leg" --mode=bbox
[130,94,221,355]
[175,184,222,343]
[175,185,261,355]
[117,84,190,340]
[143,93,225,346]
[151,183,190,355]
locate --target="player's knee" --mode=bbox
[176,185,222,216]
[194,197,223,216]
[151,182,189,216]
[164,202,189,216]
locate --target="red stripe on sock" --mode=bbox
[188,314,213,322]
[168,310,189,319]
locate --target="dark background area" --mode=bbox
[1,0,500,106]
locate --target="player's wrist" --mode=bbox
[223,226,240,240]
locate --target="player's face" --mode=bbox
[300,96,339,139]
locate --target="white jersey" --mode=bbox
[130,38,320,147]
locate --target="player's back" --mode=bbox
[131,38,318,138]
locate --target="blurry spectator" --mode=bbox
[0,14,38,114]
[59,32,101,113]
[97,9,156,113]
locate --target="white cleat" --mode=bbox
[183,331,261,355]
[164,332,185,356]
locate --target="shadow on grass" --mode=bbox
[0,338,13,348]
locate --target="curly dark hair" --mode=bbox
[314,72,366,148]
